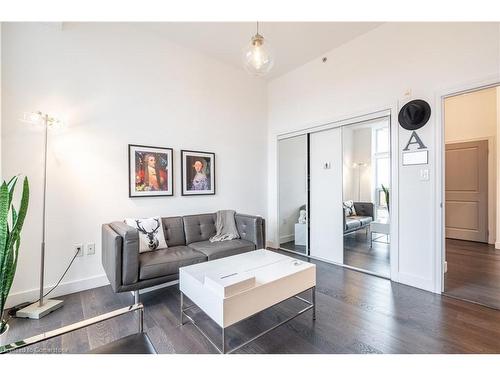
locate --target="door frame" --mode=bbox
[435,76,500,293]
[275,105,399,282]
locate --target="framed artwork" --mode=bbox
[181,150,215,196]
[128,144,173,197]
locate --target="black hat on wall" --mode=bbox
[398,99,431,130]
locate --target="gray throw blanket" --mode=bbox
[209,210,240,242]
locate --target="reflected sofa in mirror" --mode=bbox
[342,117,391,277]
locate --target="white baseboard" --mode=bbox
[6,274,110,309]
[279,234,294,244]
[266,240,279,249]
[397,272,435,293]
[496,242,500,250]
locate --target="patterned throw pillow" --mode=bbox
[343,200,357,217]
[125,216,168,253]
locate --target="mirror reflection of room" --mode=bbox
[278,134,308,254]
[342,118,391,277]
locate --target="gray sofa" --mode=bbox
[102,213,265,300]
[343,202,374,235]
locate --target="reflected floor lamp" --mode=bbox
[17,111,64,319]
[353,162,367,201]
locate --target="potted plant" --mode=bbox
[0,176,29,341]
[381,184,390,214]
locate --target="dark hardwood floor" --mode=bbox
[4,249,500,354]
[445,238,500,309]
[344,231,390,277]
[280,241,307,254]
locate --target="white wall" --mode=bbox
[1,23,268,307]
[278,135,307,243]
[267,22,500,292]
[444,87,497,244]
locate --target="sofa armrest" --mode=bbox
[102,222,140,291]
[353,202,374,218]
[235,214,266,249]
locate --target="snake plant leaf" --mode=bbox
[0,183,10,265]
[0,182,10,329]
[1,178,29,288]
[11,207,17,229]
[2,238,20,302]
[6,176,18,213]
[0,176,29,333]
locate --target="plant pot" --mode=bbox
[0,323,9,347]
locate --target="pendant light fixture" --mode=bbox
[242,22,274,77]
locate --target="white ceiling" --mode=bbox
[142,22,383,79]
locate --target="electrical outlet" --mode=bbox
[86,243,95,255]
[75,243,83,257]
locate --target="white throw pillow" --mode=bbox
[343,200,357,217]
[125,217,168,253]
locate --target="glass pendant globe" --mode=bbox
[242,34,274,76]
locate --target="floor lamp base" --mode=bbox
[16,299,64,319]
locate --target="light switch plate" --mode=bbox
[420,168,429,181]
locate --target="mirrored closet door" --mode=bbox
[278,134,309,255]
[342,117,391,277]
[309,127,344,263]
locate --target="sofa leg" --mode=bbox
[134,290,140,304]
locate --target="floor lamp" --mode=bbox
[17,111,64,319]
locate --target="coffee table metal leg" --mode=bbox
[180,291,185,325]
[180,287,315,354]
[222,327,226,354]
[312,286,316,321]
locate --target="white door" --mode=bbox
[445,140,488,242]
[309,127,344,263]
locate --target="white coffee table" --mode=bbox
[370,218,390,248]
[179,249,316,354]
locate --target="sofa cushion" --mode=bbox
[345,218,362,231]
[183,213,217,244]
[139,246,207,280]
[162,216,186,247]
[188,239,255,261]
[350,216,372,226]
